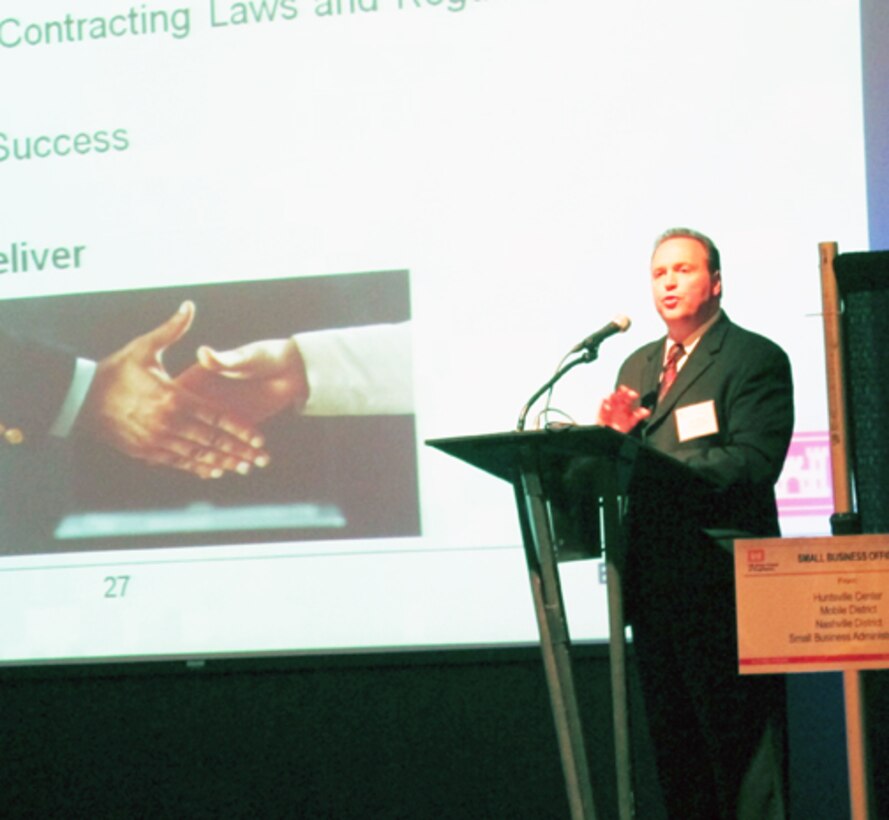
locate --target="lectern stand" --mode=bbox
[428,426,708,820]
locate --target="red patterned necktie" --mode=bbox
[658,342,685,402]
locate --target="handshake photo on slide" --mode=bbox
[0,270,420,555]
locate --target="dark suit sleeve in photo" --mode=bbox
[0,328,78,554]
[0,328,78,439]
[618,312,794,820]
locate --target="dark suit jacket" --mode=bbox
[618,312,794,593]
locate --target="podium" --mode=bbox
[428,425,711,820]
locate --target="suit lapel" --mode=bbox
[646,314,731,429]
[640,340,664,405]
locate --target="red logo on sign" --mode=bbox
[748,549,765,564]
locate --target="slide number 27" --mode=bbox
[104,575,131,598]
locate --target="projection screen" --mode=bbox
[0,0,870,664]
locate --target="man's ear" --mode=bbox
[711,270,722,298]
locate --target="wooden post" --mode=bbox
[818,241,874,820]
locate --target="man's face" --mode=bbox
[650,236,721,338]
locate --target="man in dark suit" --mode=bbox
[598,228,794,819]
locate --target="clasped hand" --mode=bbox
[176,336,309,425]
[80,301,270,480]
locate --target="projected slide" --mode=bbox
[0,0,871,664]
[0,271,418,554]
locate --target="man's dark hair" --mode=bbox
[653,227,721,275]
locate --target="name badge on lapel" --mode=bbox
[675,399,719,442]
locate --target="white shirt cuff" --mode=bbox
[50,357,97,437]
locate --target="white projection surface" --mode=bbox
[0,0,869,663]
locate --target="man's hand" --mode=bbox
[596,385,651,433]
[80,301,270,479]
[175,337,309,425]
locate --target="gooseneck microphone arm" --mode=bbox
[516,349,594,432]
[516,314,631,432]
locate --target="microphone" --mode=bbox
[569,314,631,354]
[515,314,633,430]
